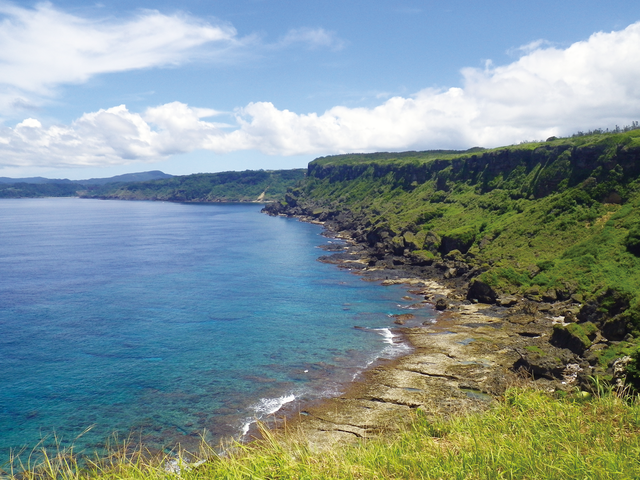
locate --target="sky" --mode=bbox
[1,1,640,180]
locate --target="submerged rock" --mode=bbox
[390,313,415,325]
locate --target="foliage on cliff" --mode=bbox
[79,169,306,202]
[276,130,640,344]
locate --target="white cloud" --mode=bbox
[2,21,640,170]
[0,2,236,109]
[0,102,230,167]
[279,27,345,50]
[508,39,555,56]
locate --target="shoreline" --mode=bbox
[257,213,587,449]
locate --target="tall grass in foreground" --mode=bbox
[7,388,640,480]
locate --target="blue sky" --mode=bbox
[1,1,640,179]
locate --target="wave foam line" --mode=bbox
[239,393,297,438]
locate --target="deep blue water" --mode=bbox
[0,198,434,460]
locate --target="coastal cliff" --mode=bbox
[264,130,640,390]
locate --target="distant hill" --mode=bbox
[0,170,172,185]
[80,171,173,185]
[0,168,306,201]
[0,171,174,198]
[79,169,306,203]
[0,182,81,198]
[0,176,74,184]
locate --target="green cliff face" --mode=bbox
[267,130,640,367]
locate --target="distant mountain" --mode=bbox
[0,171,174,198]
[0,169,305,201]
[0,170,172,185]
[80,171,173,185]
[0,176,74,184]
[79,169,306,203]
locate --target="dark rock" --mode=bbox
[455,263,470,276]
[601,315,629,341]
[497,295,519,307]
[612,356,633,388]
[467,279,498,304]
[390,313,415,325]
[577,303,603,324]
[550,322,599,355]
[524,285,542,301]
[443,267,457,279]
[513,346,576,380]
[261,202,286,216]
[440,230,475,255]
[537,303,553,313]
[284,192,298,207]
[578,290,630,327]
[435,297,448,311]
[584,343,608,365]
[542,289,557,303]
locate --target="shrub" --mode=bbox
[625,224,640,256]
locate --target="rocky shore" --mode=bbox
[261,204,625,447]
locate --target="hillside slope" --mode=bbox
[265,130,640,384]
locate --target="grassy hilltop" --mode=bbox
[268,128,640,385]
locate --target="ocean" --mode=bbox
[0,198,434,460]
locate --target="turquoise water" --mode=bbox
[0,198,434,460]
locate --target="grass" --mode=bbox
[6,387,640,479]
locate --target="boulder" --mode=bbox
[513,346,576,380]
[497,295,519,307]
[612,356,633,388]
[524,285,542,301]
[440,226,476,254]
[423,231,441,255]
[550,322,599,355]
[467,279,498,304]
[542,289,558,303]
[443,267,457,279]
[601,315,629,341]
[434,297,448,311]
[390,313,415,325]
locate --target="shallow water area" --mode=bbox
[0,198,435,461]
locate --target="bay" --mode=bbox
[0,198,434,460]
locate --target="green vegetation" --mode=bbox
[9,388,640,479]
[0,170,305,201]
[277,130,640,361]
[259,128,640,385]
[0,182,80,198]
[79,170,306,203]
